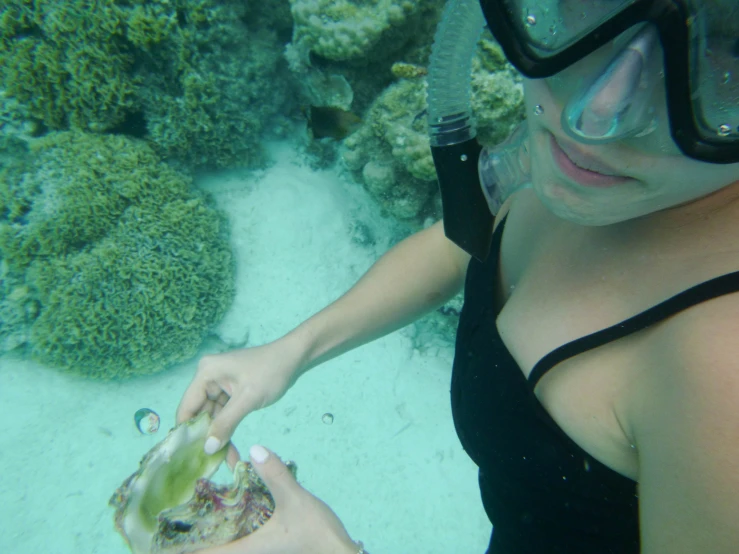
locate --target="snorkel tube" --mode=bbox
[428,0,530,260]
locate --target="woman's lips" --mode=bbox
[550,134,632,188]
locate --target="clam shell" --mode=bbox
[110,413,297,553]
[109,413,226,554]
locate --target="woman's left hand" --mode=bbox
[195,445,361,554]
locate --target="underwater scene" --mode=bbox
[0,1,525,552]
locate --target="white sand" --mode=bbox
[0,140,490,554]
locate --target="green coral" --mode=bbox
[128,0,291,168]
[342,78,435,221]
[0,0,291,169]
[289,0,437,62]
[0,262,35,352]
[0,0,138,131]
[341,34,525,224]
[138,25,287,168]
[0,132,235,378]
[471,36,526,146]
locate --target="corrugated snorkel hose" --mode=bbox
[427,0,487,147]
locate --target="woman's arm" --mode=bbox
[286,220,471,375]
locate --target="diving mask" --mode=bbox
[427,0,738,260]
[480,0,739,164]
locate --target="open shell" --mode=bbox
[109,413,295,553]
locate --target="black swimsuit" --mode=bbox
[451,215,739,553]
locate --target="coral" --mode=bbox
[284,0,444,124]
[471,36,526,146]
[131,0,292,168]
[245,0,294,43]
[0,0,138,132]
[341,35,525,224]
[0,263,35,353]
[0,89,40,164]
[342,77,436,221]
[289,0,437,63]
[0,0,292,169]
[390,62,427,79]
[0,132,235,378]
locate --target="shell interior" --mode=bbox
[110,413,227,554]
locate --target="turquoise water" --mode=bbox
[0,2,495,551]
[0,143,489,553]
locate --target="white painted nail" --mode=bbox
[204,437,221,455]
[250,444,269,464]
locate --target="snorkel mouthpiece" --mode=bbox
[479,122,531,215]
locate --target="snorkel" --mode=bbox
[428,0,531,260]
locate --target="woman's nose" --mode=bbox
[564,25,663,142]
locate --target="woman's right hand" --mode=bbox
[176,337,305,460]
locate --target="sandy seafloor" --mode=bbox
[0,139,490,554]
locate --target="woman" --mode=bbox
[178,0,739,552]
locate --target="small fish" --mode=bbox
[390,62,428,79]
[305,106,362,140]
[413,108,428,125]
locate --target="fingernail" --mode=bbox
[204,437,221,455]
[250,444,269,464]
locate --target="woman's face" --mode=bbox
[523,33,739,226]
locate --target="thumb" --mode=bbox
[248,445,300,504]
[203,400,246,455]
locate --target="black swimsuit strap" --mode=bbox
[529,270,739,388]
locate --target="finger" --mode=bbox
[226,443,241,471]
[208,394,231,419]
[214,391,230,407]
[204,398,219,417]
[205,380,229,400]
[176,378,208,423]
[248,445,301,505]
[204,396,250,454]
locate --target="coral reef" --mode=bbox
[0,264,33,353]
[342,77,436,220]
[284,0,444,124]
[0,0,139,132]
[132,0,292,168]
[471,36,528,146]
[0,0,525,377]
[289,0,437,63]
[0,132,235,378]
[0,0,291,169]
[0,89,40,164]
[341,34,525,224]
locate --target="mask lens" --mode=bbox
[502,0,637,55]
[690,4,739,143]
[562,25,663,143]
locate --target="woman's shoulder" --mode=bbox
[628,282,739,549]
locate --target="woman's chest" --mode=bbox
[486,190,739,485]
[491,215,667,481]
